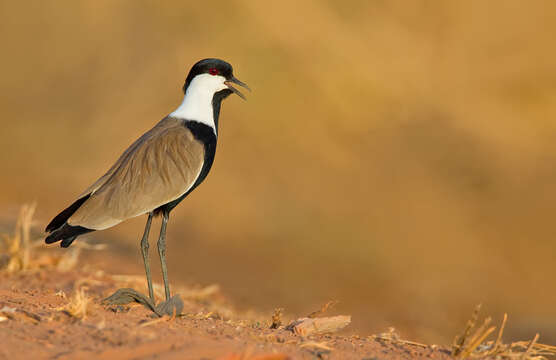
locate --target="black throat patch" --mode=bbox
[212,88,232,132]
[184,120,218,188]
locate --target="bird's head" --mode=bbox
[183,58,250,100]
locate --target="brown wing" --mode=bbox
[67,117,205,230]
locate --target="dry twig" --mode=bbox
[307,300,338,318]
[452,306,556,360]
[371,327,428,348]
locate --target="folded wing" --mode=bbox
[67,117,205,230]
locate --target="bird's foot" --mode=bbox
[155,295,184,317]
[102,288,183,317]
[102,288,157,313]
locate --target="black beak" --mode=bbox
[224,76,250,100]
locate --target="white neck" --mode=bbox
[169,73,227,135]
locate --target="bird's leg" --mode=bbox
[157,210,171,301]
[102,213,158,312]
[151,209,184,316]
[140,212,154,302]
[104,209,183,317]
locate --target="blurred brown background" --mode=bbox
[1,0,555,344]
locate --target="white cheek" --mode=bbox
[214,78,228,91]
[169,73,227,134]
[193,73,227,93]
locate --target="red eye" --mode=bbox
[208,68,219,76]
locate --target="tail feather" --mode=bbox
[45,195,90,233]
[45,194,93,247]
[61,236,78,248]
[45,223,93,247]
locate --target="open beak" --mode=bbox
[224,76,250,100]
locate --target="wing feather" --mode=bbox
[68,117,205,230]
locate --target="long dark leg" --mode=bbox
[140,212,154,302]
[102,212,157,311]
[157,210,171,301]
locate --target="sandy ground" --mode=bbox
[0,269,454,360]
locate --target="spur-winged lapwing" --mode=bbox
[45,58,249,312]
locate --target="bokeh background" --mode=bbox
[1,0,555,344]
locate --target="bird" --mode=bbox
[44,58,249,312]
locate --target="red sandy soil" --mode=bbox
[0,269,455,360]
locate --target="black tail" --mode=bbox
[45,223,93,247]
[45,194,94,247]
[45,195,90,233]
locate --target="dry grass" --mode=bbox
[270,308,283,329]
[0,203,36,272]
[0,204,105,273]
[452,305,556,360]
[58,287,91,320]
